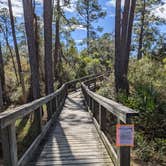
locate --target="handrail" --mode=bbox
[82,84,138,123]
[81,76,138,166]
[0,74,97,129]
[0,74,98,166]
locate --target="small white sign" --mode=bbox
[116,124,134,147]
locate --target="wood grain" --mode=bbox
[29,91,113,166]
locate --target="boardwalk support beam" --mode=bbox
[1,123,18,166]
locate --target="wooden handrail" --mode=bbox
[0,74,98,166]
[82,84,138,123]
[0,74,97,129]
[81,76,138,166]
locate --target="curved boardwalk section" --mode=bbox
[29,91,113,166]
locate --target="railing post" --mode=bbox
[56,95,59,113]
[74,83,77,91]
[94,79,97,91]
[1,122,18,166]
[88,96,90,110]
[47,101,53,120]
[52,97,56,114]
[117,118,131,166]
[91,99,94,116]
[99,105,106,130]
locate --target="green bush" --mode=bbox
[97,57,166,162]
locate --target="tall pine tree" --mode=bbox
[76,0,106,55]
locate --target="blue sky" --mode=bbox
[66,0,117,50]
[0,0,166,51]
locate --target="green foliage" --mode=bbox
[134,132,166,162]
[129,57,166,100]
[74,33,114,78]
[98,57,166,162]
[132,0,165,57]
[76,0,106,41]
[97,74,115,100]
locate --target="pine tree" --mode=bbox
[76,0,106,55]
[133,0,163,59]
[115,0,137,94]
[8,0,26,101]
[44,0,54,119]
[22,0,41,131]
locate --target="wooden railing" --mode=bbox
[81,76,138,166]
[0,74,98,166]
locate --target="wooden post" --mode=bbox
[119,147,130,166]
[91,99,94,116]
[55,96,57,112]
[99,104,101,126]
[39,107,42,131]
[94,80,97,91]
[56,96,59,113]
[52,98,56,113]
[0,78,3,110]
[47,101,53,120]
[74,83,77,91]
[88,96,90,110]
[1,123,18,166]
[99,106,106,131]
[117,118,131,166]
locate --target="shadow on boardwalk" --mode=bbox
[29,91,113,165]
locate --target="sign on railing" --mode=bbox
[81,76,138,166]
[116,124,134,147]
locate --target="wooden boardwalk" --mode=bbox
[29,91,113,166]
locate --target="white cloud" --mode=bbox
[75,39,83,43]
[64,24,86,31]
[0,0,78,17]
[153,3,166,20]
[106,0,125,7]
[106,0,166,20]
[0,0,43,17]
[0,0,23,17]
[62,0,78,13]
[71,24,86,30]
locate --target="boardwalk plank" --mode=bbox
[29,91,113,166]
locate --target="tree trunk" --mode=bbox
[86,0,90,55]
[44,0,54,119]
[0,43,5,93]
[0,43,4,110]
[115,0,122,93]
[137,0,146,60]
[22,0,41,131]
[4,34,19,85]
[125,0,137,71]
[22,0,40,99]
[115,0,137,94]
[54,0,61,82]
[0,77,3,110]
[8,0,26,101]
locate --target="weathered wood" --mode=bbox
[0,78,3,110]
[82,76,139,166]
[0,75,101,166]
[0,88,63,129]
[0,75,98,129]
[1,122,18,166]
[99,106,106,131]
[82,83,138,123]
[117,118,131,166]
[18,111,59,166]
[93,118,118,166]
[28,91,113,166]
